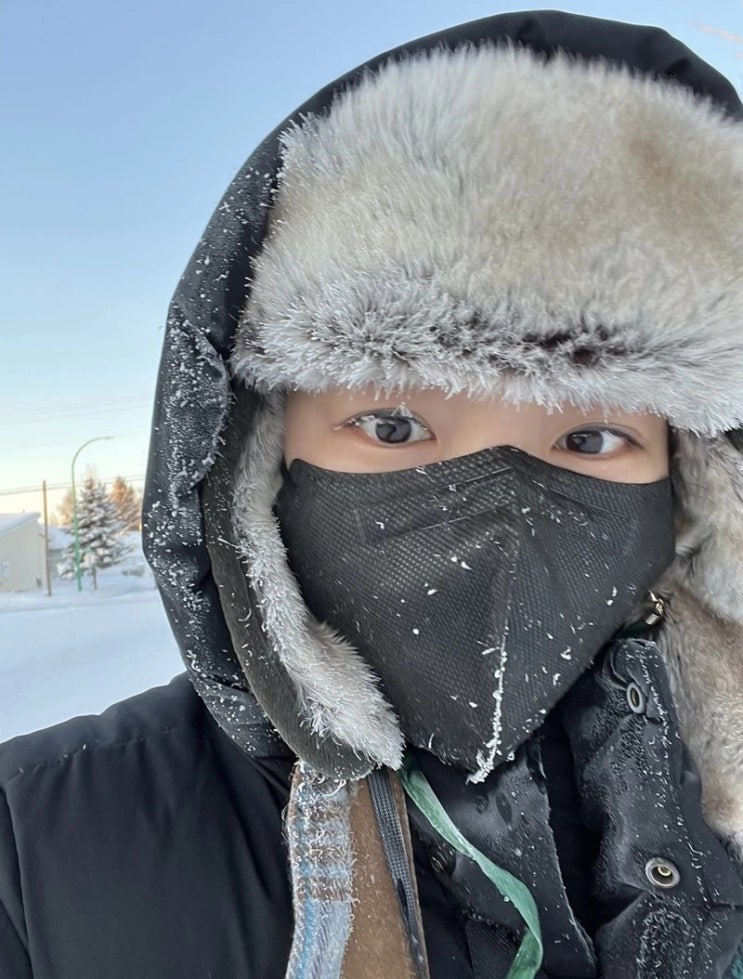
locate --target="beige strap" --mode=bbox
[342,776,430,979]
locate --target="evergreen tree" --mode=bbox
[108,476,142,533]
[60,477,126,578]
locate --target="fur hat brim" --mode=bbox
[234,44,743,435]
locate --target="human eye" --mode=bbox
[339,407,434,446]
[555,427,639,456]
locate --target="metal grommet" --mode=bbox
[626,681,646,714]
[645,857,680,889]
[643,591,666,627]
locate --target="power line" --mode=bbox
[0,474,146,496]
[4,394,152,417]
[0,432,147,453]
[4,402,153,426]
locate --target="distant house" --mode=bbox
[46,524,73,578]
[0,514,48,592]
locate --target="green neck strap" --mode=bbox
[399,755,544,979]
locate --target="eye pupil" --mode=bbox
[566,431,604,454]
[376,418,412,443]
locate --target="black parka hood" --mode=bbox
[143,10,743,781]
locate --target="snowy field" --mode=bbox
[0,564,182,742]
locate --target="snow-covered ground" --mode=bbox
[0,558,182,742]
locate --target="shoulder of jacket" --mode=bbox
[0,673,203,785]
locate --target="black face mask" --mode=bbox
[276,445,675,780]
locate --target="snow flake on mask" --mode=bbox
[450,555,473,570]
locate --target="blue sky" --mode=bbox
[2,0,741,514]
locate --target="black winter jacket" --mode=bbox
[2,642,743,978]
[0,675,294,978]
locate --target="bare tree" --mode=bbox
[108,476,143,533]
[52,488,75,527]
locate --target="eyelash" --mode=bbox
[339,410,640,455]
[338,408,433,445]
[556,428,640,456]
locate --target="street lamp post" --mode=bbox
[71,436,113,592]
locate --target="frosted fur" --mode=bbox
[233,45,743,435]
[230,394,403,770]
[659,589,743,857]
[657,433,743,855]
[671,434,743,626]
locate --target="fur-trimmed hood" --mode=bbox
[143,8,743,827]
[235,44,743,434]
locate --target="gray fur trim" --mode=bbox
[233,44,743,435]
[657,432,743,854]
[671,433,743,625]
[659,588,743,859]
[230,393,403,770]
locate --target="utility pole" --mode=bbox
[42,480,52,597]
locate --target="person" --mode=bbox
[2,9,743,978]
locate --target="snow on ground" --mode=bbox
[0,558,183,742]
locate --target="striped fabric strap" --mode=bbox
[399,754,544,979]
[284,763,353,979]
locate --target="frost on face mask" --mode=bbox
[275,443,675,777]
